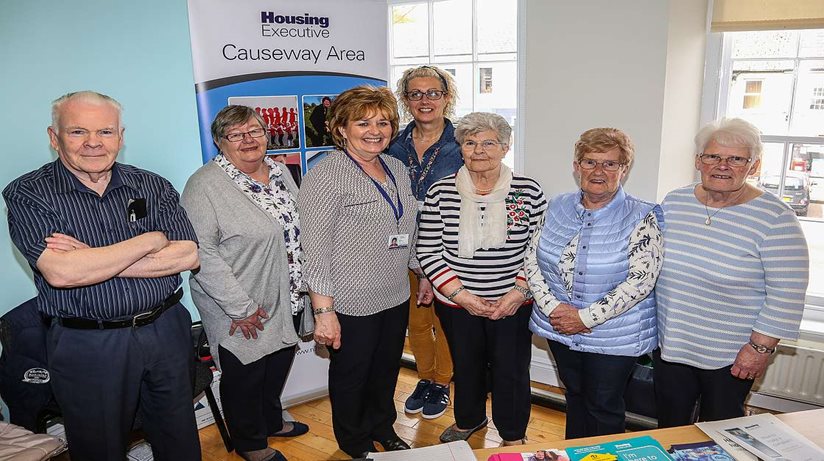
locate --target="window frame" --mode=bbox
[387,0,524,171]
[703,29,824,339]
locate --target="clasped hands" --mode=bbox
[455,289,524,320]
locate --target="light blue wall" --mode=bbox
[0,1,204,315]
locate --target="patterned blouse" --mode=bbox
[215,154,303,315]
[525,211,663,328]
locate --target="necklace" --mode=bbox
[474,185,494,194]
[703,202,725,225]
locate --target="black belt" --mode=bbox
[57,289,183,330]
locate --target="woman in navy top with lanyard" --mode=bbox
[387,65,463,420]
[298,85,432,459]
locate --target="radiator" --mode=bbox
[750,344,824,410]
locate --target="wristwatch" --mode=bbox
[749,340,776,354]
[513,285,533,301]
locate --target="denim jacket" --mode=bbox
[387,119,463,202]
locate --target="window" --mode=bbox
[388,0,518,167]
[711,29,824,336]
[479,67,493,93]
[743,80,763,109]
[811,87,824,110]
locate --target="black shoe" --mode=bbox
[377,435,410,451]
[269,420,309,437]
[345,444,377,459]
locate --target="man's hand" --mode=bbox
[549,303,591,335]
[229,307,269,340]
[44,233,90,252]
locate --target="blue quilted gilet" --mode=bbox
[530,187,661,356]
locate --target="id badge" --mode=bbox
[387,233,409,249]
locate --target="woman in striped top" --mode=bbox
[417,112,546,445]
[655,118,809,427]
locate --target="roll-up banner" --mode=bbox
[186,0,388,405]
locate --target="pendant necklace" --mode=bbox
[703,202,724,225]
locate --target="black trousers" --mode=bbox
[653,348,754,427]
[434,301,532,442]
[218,343,297,452]
[328,301,409,457]
[547,340,637,439]
[46,304,201,461]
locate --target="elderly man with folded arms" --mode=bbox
[3,91,201,461]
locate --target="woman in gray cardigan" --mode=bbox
[181,105,307,461]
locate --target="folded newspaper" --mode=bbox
[696,413,824,461]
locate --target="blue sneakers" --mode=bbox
[404,379,432,413]
[422,383,450,419]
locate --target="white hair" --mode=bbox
[51,91,122,130]
[694,118,763,161]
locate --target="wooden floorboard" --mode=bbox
[198,366,569,460]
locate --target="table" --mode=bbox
[474,408,824,460]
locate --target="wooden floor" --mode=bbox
[199,366,568,461]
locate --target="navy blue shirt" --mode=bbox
[3,160,197,320]
[387,119,463,202]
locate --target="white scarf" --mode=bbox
[455,164,512,258]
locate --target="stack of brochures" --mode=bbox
[487,435,672,461]
[695,413,824,461]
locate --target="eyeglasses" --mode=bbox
[224,128,266,142]
[405,89,447,101]
[698,153,753,167]
[577,158,625,171]
[462,140,503,151]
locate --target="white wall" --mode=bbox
[521,0,709,384]
[522,0,706,203]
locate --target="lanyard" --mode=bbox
[407,144,442,199]
[345,153,404,223]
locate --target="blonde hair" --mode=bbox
[574,128,635,166]
[395,65,458,123]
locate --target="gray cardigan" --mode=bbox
[181,161,299,366]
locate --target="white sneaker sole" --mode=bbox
[404,405,424,414]
[421,407,447,419]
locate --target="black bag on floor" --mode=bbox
[624,354,656,418]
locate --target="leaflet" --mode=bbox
[696,413,824,461]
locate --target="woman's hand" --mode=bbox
[731,344,771,380]
[416,278,434,306]
[314,312,342,349]
[454,290,495,317]
[489,290,524,320]
[229,307,269,339]
[549,303,591,335]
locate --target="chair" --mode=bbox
[0,300,232,453]
[0,298,60,433]
[191,323,233,452]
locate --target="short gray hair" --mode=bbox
[210,105,267,145]
[694,118,763,161]
[51,91,122,130]
[454,112,511,146]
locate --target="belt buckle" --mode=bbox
[132,310,154,328]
